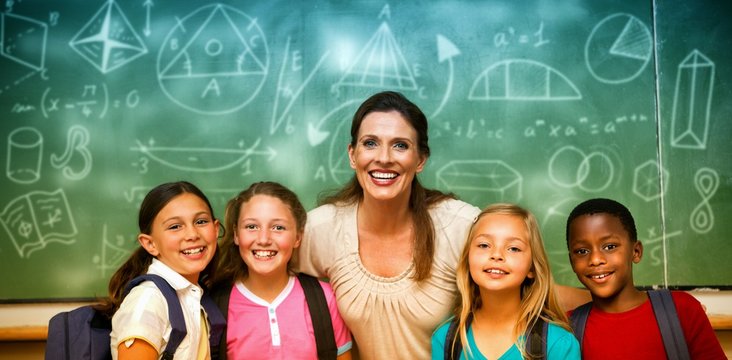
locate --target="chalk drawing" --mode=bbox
[6,127,43,184]
[69,0,148,73]
[332,22,418,94]
[671,50,715,150]
[690,167,718,234]
[436,160,523,204]
[585,13,652,84]
[130,137,276,173]
[633,160,668,201]
[548,145,615,192]
[0,189,77,258]
[469,59,581,101]
[157,4,269,115]
[50,125,92,180]
[1,12,47,71]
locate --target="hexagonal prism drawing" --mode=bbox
[436,160,522,204]
[633,160,668,201]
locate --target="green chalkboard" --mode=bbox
[1,0,730,301]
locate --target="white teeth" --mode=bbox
[253,250,277,259]
[591,273,610,279]
[182,247,204,255]
[371,171,397,179]
[485,269,507,274]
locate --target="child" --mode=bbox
[210,181,352,360]
[432,203,580,360]
[108,181,220,359]
[565,198,725,359]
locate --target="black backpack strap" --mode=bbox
[298,273,337,360]
[201,291,227,359]
[444,315,472,360]
[525,318,548,360]
[648,290,691,360]
[208,284,232,360]
[569,301,592,350]
[124,274,187,360]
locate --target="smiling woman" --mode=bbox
[295,91,481,360]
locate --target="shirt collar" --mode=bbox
[147,258,202,292]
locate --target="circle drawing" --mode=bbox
[157,4,269,115]
[585,13,652,84]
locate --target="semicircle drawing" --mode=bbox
[468,59,581,101]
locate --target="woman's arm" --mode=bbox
[556,284,591,312]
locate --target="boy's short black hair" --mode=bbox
[565,198,638,246]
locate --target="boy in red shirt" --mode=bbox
[565,198,725,359]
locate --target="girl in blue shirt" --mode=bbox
[432,204,580,360]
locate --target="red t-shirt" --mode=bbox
[570,291,725,360]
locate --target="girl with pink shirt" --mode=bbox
[210,181,352,360]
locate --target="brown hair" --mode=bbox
[319,91,455,281]
[212,181,307,288]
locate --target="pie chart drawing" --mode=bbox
[585,13,652,84]
[157,4,269,115]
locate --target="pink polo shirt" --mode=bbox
[226,276,352,360]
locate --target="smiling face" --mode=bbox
[348,110,426,205]
[234,194,301,281]
[138,192,219,284]
[568,213,642,303]
[468,213,534,296]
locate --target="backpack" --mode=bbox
[45,274,226,360]
[443,314,548,360]
[210,273,337,360]
[569,289,690,360]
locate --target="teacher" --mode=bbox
[296,91,479,359]
[296,91,587,359]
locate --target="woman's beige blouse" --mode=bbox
[295,199,479,360]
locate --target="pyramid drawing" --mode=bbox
[334,22,418,90]
[159,4,267,79]
[69,0,148,74]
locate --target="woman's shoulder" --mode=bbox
[430,199,480,224]
[432,317,453,340]
[307,202,356,226]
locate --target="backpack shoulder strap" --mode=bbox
[444,317,460,360]
[124,274,187,360]
[208,284,232,360]
[298,273,337,360]
[201,290,227,359]
[569,301,592,349]
[444,315,472,360]
[525,318,548,360]
[648,290,691,360]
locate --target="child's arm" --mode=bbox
[117,339,158,360]
[556,285,592,312]
[337,350,353,359]
[674,292,726,359]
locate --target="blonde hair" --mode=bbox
[450,203,570,359]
